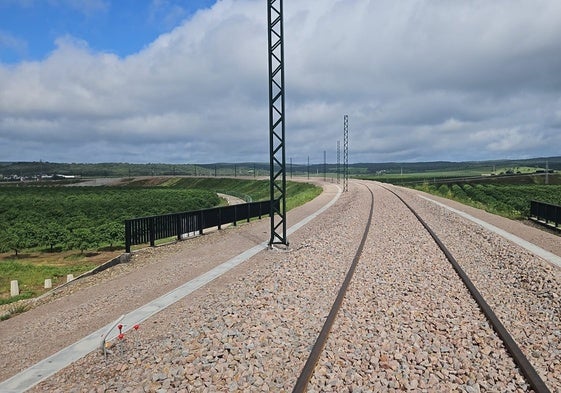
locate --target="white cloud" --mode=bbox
[1,0,561,163]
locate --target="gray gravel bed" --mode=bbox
[309,184,529,392]
[393,183,561,392]
[30,184,372,392]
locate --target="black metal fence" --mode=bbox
[125,199,277,253]
[529,200,561,229]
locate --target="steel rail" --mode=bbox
[381,184,551,393]
[292,184,374,393]
[292,182,549,392]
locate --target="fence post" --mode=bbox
[149,217,155,247]
[530,200,561,228]
[125,220,131,253]
[176,214,182,241]
[124,201,275,251]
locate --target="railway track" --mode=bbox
[293,181,551,392]
[9,180,559,392]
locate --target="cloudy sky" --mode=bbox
[1,0,561,164]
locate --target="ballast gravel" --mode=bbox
[398,186,561,392]
[308,186,530,392]
[1,180,559,392]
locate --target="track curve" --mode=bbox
[293,184,375,392]
[7,180,559,392]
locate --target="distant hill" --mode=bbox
[1,156,560,180]
[0,161,271,180]
[352,156,561,174]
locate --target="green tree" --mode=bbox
[97,221,123,250]
[42,223,68,252]
[67,227,96,254]
[0,229,13,254]
[2,224,34,256]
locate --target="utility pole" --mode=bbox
[323,150,327,181]
[337,140,340,184]
[267,0,288,247]
[343,115,349,192]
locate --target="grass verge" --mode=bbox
[0,251,116,304]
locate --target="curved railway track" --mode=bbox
[293,181,551,393]
[6,180,558,392]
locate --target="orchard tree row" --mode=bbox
[0,186,220,255]
[415,183,561,219]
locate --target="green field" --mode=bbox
[359,167,560,185]
[0,186,221,255]
[356,161,561,219]
[0,177,321,305]
[112,176,322,209]
[413,182,561,219]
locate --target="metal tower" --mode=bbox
[343,115,349,192]
[323,150,327,181]
[336,140,340,184]
[267,0,288,247]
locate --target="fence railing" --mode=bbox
[529,200,561,229]
[125,199,277,253]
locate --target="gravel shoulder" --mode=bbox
[389,182,561,391]
[0,180,338,383]
[407,186,561,259]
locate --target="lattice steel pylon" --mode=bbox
[268,0,288,247]
[343,115,349,192]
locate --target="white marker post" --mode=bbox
[10,280,19,297]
